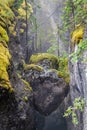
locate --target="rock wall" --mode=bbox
[0,1,35,130]
[66,27,87,130]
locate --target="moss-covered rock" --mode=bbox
[17,72,32,91]
[0,0,15,25]
[30,53,59,69]
[18,1,33,20]
[2,0,15,7]
[24,64,44,72]
[29,53,70,84]
[58,57,70,84]
[21,79,32,91]
[0,43,13,92]
[0,26,9,43]
[71,25,84,44]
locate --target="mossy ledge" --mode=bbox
[24,64,44,72]
[30,53,70,84]
[30,53,59,69]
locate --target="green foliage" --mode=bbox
[13,0,24,9]
[63,0,87,30]
[47,44,58,54]
[64,97,85,126]
[58,57,70,84]
[70,39,87,62]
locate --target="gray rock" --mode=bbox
[0,74,35,130]
[30,76,69,115]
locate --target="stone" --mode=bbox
[30,76,69,115]
[0,73,35,130]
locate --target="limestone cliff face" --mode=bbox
[67,28,87,130]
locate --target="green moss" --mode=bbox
[24,64,44,72]
[23,96,28,102]
[57,57,70,84]
[22,23,26,28]
[0,26,9,43]
[18,1,33,20]
[48,69,59,73]
[20,29,24,33]
[0,1,15,25]
[71,25,84,44]
[57,71,70,84]
[17,73,22,78]
[30,53,59,69]
[0,43,13,92]
[0,21,6,27]
[21,79,32,91]
[17,72,32,91]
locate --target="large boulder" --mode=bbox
[29,53,59,70]
[31,76,69,115]
[22,53,69,115]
